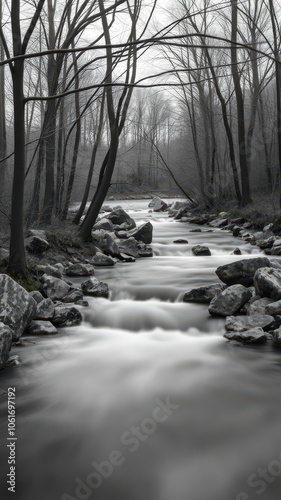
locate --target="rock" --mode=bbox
[92,230,120,257]
[90,253,115,267]
[209,218,228,228]
[225,314,276,332]
[30,290,44,304]
[76,300,89,307]
[81,277,109,298]
[256,236,275,250]
[0,323,13,370]
[118,253,136,262]
[93,218,115,232]
[231,217,246,225]
[265,299,281,316]
[270,246,281,256]
[65,263,95,277]
[61,288,83,303]
[254,267,281,300]
[224,327,267,344]
[52,306,82,327]
[209,284,252,316]
[232,226,242,237]
[101,204,112,212]
[183,283,225,304]
[272,327,281,346]
[27,320,57,335]
[189,229,202,233]
[36,264,64,279]
[0,274,36,340]
[25,235,50,254]
[35,298,55,320]
[41,274,71,301]
[118,237,140,258]
[192,245,211,256]
[128,222,153,244]
[137,243,153,258]
[27,228,47,240]
[170,201,192,211]
[4,355,21,368]
[106,208,136,229]
[173,239,188,244]
[189,215,209,225]
[216,257,271,286]
[247,297,274,315]
[231,247,242,255]
[148,196,168,212]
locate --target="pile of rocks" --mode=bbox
[183,257,281,346]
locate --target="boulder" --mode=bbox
[265,299,281,316]
[231,248,242,255]
[41,274,71,301]
[148,196,168,212]
[224,327,267,344]
[65,263,95,277]
[225,314,276,332]
[137,243,153,258]
[232,226,242,237]
[0,323,13,370]
[256,236,275,250]
[0,274,36,340]
[189,216,209,225]
[25,235,50,254]
[81,277,109,298]
[189,229,202,233]
[173,239,188,244]
[209,218,228,228]
[183,283,225,304]
[30,290,44,304]
[192,245,211,256]
[208,284,252,316]
[36,264,64,279]
[254,267,281,300]
[216,257,271,286]
[92,230,120,257]
[118,253,136,262]
[4,355,21,368]
[90,253,115,267]
[61,289,83,303]
[27,320,57,335]
[118,237,140,258]
[246,297,274,315]
[35,298,55,320]
[128,222,153,244]
[272,327,281,346]
[93,218,115,232]
[106,208,136,229]
[52,306,82,327]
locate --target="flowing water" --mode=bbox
[1,199,281,500]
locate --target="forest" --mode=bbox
[0,0,281,277]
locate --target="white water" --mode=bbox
[1,199,281,500]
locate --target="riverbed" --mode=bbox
[1,199,281,500]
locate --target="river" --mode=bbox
[1,199,281,500]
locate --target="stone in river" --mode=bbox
[81,277,109,298]
[192,245,211,256]
[216,257,271,286]
[254,267,281,300]
[225,314,276,332]
[208,284,252,316]
[0,323,13,370]
[27,320,57,335]
[272,328,281,346]
[173,239,188,244]
[65,263,95,277]
[224,327,267,344]
[183,283,225,304]
[52,306,82,327]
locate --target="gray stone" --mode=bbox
[256,237,275,250]
[92,230,120,257]
[41,274,71,301]
[35,298,55,320]
[192,245,211,256]
[36,264,64,279]
[0,323,13,370]
[216,257,271,286]
[247,297,274,315]
[209,284,252,316]
[174,239,188,244]
[52,306,82,326]
[25,235,50,254]
[27,229,47,240]
[232,226,242,237]
[93,218,115,232]
[128,222,153,244]
[209,218,228,228]
[231,247,242,255]
[4,355,21,368]
[65,263,95,277]
[61,288,83,303]
[0,274,36,340]
[265,299,281,316]
[106,208,136,229]
[81,277,109,298]
[90,253,115,267]
[148,196,168,212]
[28,320,57,335]
[272,327,281,346]
[254,267,281,300]
[137,243,153,258]
[30,290,44,304]
[224,327,267,344]
[118,237,140,258]
[225,314,276,332]
[183,283,225,304]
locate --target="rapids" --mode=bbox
[1,199,281,500]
